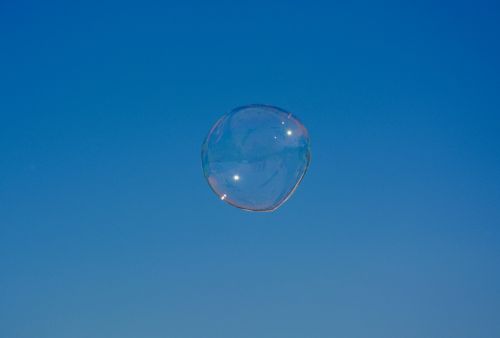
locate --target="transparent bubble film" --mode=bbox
[201,104,311,212]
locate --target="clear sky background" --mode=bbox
[1,1,499,337]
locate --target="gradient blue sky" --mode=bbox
[1,1,500,337]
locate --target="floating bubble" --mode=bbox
[201,104,311,212]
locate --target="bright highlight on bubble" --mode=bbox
[201,104,311,212]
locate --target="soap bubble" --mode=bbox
[201,104,311,212]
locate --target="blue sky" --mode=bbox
[1,1,500,337]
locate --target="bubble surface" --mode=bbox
[201,104,311,212]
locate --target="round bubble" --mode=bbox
[201,104,311,212]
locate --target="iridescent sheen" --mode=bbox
[201,104,311,212]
